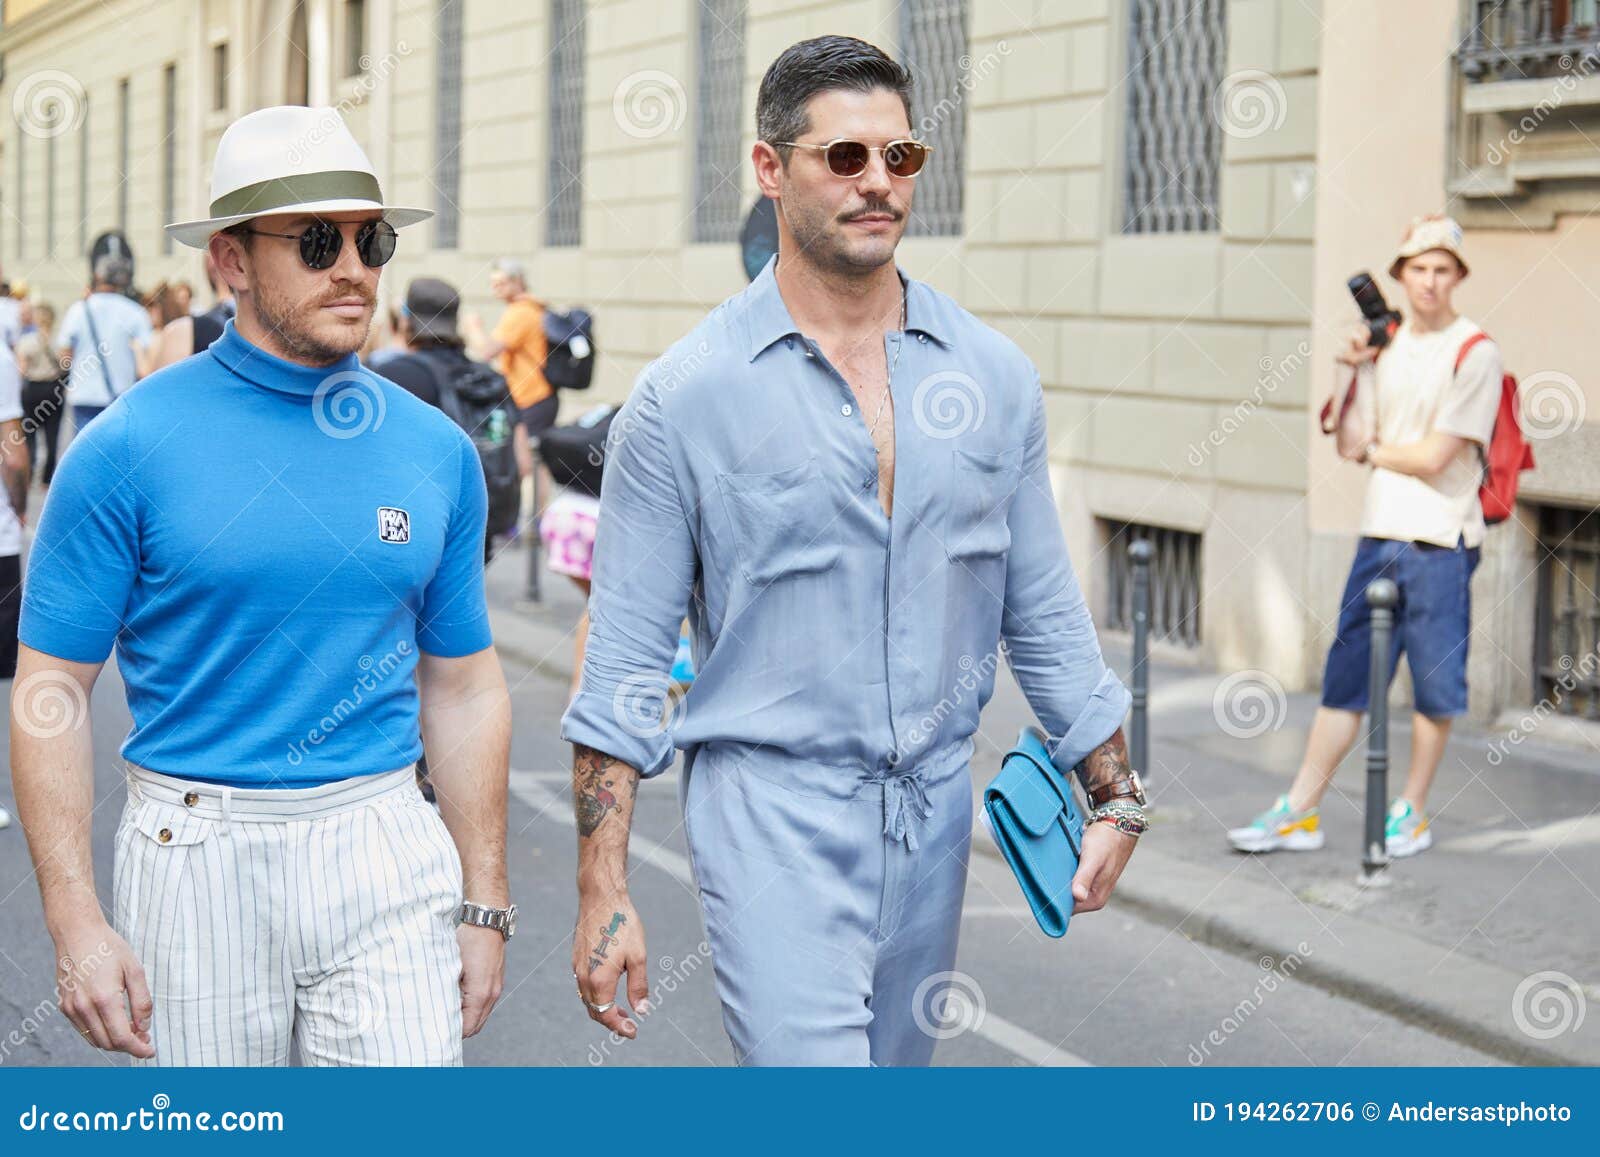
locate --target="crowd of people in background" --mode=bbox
[364,258,566,563]
[0,251,177,834]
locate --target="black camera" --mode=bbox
[1347,271,1401,349]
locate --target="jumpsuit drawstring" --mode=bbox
[882,768,933,851]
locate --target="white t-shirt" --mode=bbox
[1358,315,1503,549]
[57,292,154,407]
[0,346,24,557]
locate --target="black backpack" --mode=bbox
[542,306,595,391]
[416,350,522,536]
[537,405,616,498]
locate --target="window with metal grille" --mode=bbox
[1122,0,1226,234]
[162,64,177,255]
[433,0,463,249]
[214,42,230,112]
[80,95,90,254]
[546,0,586,248]
[117,78,130,232]
[693,0,746,243]
[1102,519,1203,648]
[1533,504,1600,719]
[345,0,368,76]
[899,0,968,237]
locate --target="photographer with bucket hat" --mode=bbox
[1229,215,1503,861]
[12,106,514,1066]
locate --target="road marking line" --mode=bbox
[516,769,577,784]
[981,1016,1093,1067]
[508,769,1092,1068]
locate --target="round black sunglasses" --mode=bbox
[237,218,398,271]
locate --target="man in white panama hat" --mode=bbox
[11,105,515,1066]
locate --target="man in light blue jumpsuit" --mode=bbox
[563,36,1144,1066]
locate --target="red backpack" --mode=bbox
[1455,332,1534,525]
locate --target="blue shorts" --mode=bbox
[1321,536,1481,719]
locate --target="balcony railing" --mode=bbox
[1460,0,1600,82]
[1451,1,1600,215]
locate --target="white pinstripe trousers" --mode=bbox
[112,764,465,1067]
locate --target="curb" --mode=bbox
[972,836,1598,1067]
[489,605,1598,1067]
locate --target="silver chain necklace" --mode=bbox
[866,288,908,440]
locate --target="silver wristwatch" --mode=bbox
[459,901,517,941]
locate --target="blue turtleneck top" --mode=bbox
[21,321,492,787]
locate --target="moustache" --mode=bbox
[841,206,902,222]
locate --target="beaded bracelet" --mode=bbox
[1088,802,1149,837]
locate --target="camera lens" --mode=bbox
[1347,272,1388,320]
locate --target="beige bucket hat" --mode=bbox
[1389,214,1469,280]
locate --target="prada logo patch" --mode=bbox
[377,507,411,544]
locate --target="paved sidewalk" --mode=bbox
[969,646,1600,1067]
[484,543,1600,1065]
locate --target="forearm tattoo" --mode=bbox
[1078,730,1132,794]
[588,911,626,973]
[573,744,636,838]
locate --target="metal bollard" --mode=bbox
[1360,578,1399,885]
[1129,538,1152,785]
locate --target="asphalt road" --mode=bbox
[0,653,1502,1067]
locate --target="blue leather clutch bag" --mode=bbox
[983,725,1085,939]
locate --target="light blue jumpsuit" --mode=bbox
[561,256,1130,1066]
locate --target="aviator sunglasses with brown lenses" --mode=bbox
[771,137,933,178]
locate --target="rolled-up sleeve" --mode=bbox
[1000,376,1131,777]
[559,372,697,778]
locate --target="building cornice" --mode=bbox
[0,0,118,53]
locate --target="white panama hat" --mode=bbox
[165,105,432,249]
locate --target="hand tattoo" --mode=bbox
[587,911,626,973]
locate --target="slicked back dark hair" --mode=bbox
[757,36,914,164]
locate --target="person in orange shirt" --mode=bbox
[465,259,558,493]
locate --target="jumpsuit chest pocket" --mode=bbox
[716,458,844,586]
[946,446,1022,562]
